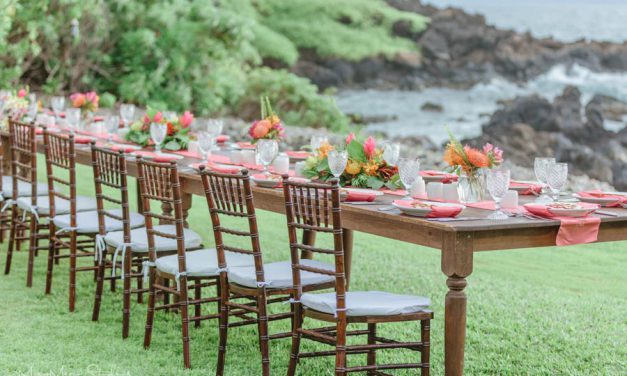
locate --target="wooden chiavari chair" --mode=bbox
[3,119,51,283]
[200,167,335,376]
[282,177,433,376]
[139,158,233,368]
[90,144,146,337]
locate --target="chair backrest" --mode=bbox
[90,143,132,240]
[136,158,186,274]
[199,168,264,282]
[8,118,38,203]
[42,130,78,219]
[281,177,346,311]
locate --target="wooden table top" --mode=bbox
[4,131,627,252]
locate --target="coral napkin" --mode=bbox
[216,135,230,143]
[74,136,93,144]
[236,142,255,149]
[344,191,376,202]
[133,151,180,163]
[286,151,310,159]
[420,170,458,183]
[576,190,627,207]
[109,144,138,153]
[251,174,307,188]
[379,188,407,196]
[173,150,200,158]
[510,181,542,195]
[393,200,463,218]
[523,203,600,246]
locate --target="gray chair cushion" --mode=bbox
[155,248,254,277]
[227,259,335,289]
[2,175,48,197]
[16,194,98,216]
[300,291,431,317]
[103,225,202,253]
[52,209,145,234]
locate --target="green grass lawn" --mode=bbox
[0,161,625,375]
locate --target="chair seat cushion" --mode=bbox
[16,195,97,216]
[103,225,202,253]
[301,291,430,317]
[155,248,254,277]
[2,176,48,197]
[227,259,334,289]
[52,210,145,234]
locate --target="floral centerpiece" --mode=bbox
[70,91,99,124]
[1,88,31,127]
[248,96,284,143]
[303,133,402,190]
[444,131,504,202]
[125,108,193,150]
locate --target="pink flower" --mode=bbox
[17,89,26,98]
[180,111,194,128]
[482,143,494,154]
[363,136,376,159]
[85,91,99,106]
[493,147,504,163]
[70,93,85,108]
[153,111,163,123]
[346,132,355,145]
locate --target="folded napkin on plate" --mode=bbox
[420,170,458,183]
[35,127,59,135]
[216,135,230,143]
[286,151,310,159]
[394,200,463,218]
[379,188,407,196]
[208,154,233,164]
[510,181,543,195]
[236,142,255,149]
[133,151,180,163]
[252,174,307,188]
[93,116,104,122]
[576,190,626,207]
[523,203,600,246]
[74,136,93,144]
[173,150,200,158]
[344,191,376,202]
[109,144,138,153]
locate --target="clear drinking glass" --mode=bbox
[382,142,400,166]
[310,135,328,152]
[27,100,38,120]
[105,115,120,143]
[197,131,214,161]
[206,119,224,136]
[163,111,177,121]
[328,150,348,178]
[120,104,135,128]
[65,108,81,134]
[546,162,568,201]
[398,158,421,199]
[486,168,511,220]
[534,157,556,203]
[256,139,279,175]
[50,96,65,122]
[150,123,168,154]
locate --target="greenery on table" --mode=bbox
[0,0,427,132]
[0,157,624,375]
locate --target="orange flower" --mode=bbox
[268,115,281,126]
[364,161,380,176]
[318,142,334,158]
[443,144,464,166]
[464,146,489,168]
[345,160,362,175]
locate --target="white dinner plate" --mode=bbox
[547,206,596,217]
[392,201,465,217]
[572,193,621,207]
[339,188,384,202]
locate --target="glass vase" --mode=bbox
[457,168,487,203]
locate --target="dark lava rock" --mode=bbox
[421,102,444,112]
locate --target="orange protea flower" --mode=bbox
[443,144,464,166]
[268,115,281,126]
[464,146,489,168]
[318,142,334,158]
[345,160,362,175]
[364,161,380,176]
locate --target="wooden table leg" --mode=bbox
[342,228,353,290]
[441,232,473,376]
[301,229,316,260]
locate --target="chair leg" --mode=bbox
[144,267,156,349]
[179,280,192,369]
[92,250,107,322]
[421,319,431,376]
[26,215,37,287]
[216,279,230,376]
[335,320,348,376]
[137,256,144,304]
[122,249,132,338]
[194,282,201,328]
[4,208,17,275]
[68,231,77,312]
[45,234,56,294]
[287,303,303,376]
[256,289,270,376]
[367,323,377,375]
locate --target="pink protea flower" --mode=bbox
[70,93,85,108]
[180,111,194,128]
[493,146,504,164]
[153,111,163,123]
[346,132,355,145]
[363,136,376,159]
[17,89,27,98]
[482,143,494,154]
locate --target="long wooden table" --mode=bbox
[4,131,627,375]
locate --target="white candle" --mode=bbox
[410,177,426,198]
[502,190,519,209]
[426,182,444,201]
[442,183,459,202]
[273,153,290,175]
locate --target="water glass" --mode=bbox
[294,161,306,177]
[534,157,555,203]
[197,131,214,160]
[328,150,348,178]
[398,158,421,199]
[163,111,177,121]
[272,154,290,175]
[241,149,257,166]
[65,108,81,134]
[256,139,279,174]
[27,100,38,120]
[546,162,568,201]
[206,119,224,137]
[310,135,328,152]
[487,168,511,220]
[150,123,168,154]
[382,142,400,166]
[105,115,120,143]
[120,104,135,128]
[50,96,65,121]
[230,150,243,165]
[502,190,519,210]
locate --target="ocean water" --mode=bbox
[335,1,627,144]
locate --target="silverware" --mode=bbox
[596,210,620,217]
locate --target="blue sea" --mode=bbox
[336,0,627,144]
